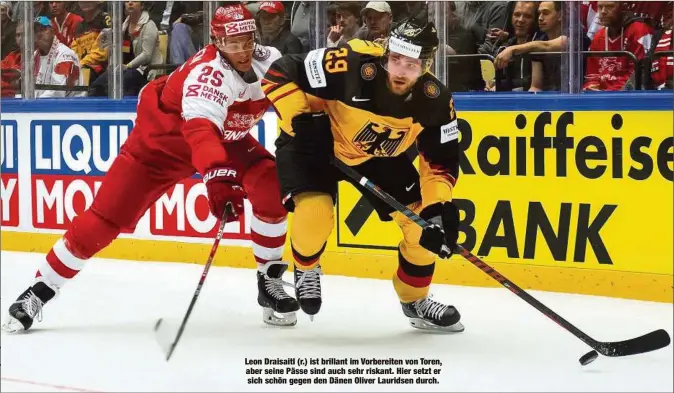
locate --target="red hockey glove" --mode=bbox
[203,167,245,222]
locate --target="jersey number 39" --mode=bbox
[325,48,348,74]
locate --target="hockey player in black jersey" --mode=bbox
[262,15,463,332]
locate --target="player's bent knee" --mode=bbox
[290,192,334,256]
[244,158,287,220]
[65,208,121,259]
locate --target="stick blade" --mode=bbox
[154,318,177,361]
[597,329,671,357]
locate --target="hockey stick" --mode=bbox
[154,204,232,361]
[332,157,670,364]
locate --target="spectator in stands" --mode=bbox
[33,16,84,98]
[290,1,311,52]
[444,1,486,92]
[493,1,562,91]
[453,1,508,54]
[1,21,22,97]
[583,1,654,91]
[488,1,542,91]
[355,1,392,43]
[1,1,17,60]
[327,1,361,47]
[167,2,204,64]
[89,1,161,97]
[494,3,592,89]
[256,1,303,54]
[650,10,673,89]
[584,1,672,39]
[71,1,111,85]
[50,1,83,47]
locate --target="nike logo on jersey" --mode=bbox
[352,96,370,102]
[247,146,256,152]
[406,183,416,192]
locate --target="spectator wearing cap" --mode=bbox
[50,1,84,47]
[355,1,392,43]
[89,1,162,97]
[33,16,85,98]
[1,1,17,60]
[70,1,112,84]
[327,1,361,48]
[256,1,303,54]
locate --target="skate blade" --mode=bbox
[262,308,297,327]
[409,318,465,333]
[1,316,27,334]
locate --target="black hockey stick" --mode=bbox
[332,157,670,364]
[154,204,233,361]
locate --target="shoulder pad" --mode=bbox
[346,39,385,57]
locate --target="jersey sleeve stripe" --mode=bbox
[270,87,301,105]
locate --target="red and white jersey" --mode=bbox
[651,29,673,89]
[34,38,83,98]
[583,21,653,91]
[582,1,671,39]
[131,43,281,175]
[160,44,281,141]
[52,13,84,47]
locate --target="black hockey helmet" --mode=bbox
[384,14,439,70]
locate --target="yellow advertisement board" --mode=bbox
[337,111,673,276]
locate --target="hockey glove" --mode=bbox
[419,201,460,259]
[203,167,245,222]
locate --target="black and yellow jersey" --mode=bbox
[262,39,460,205]
[70,11,111,74]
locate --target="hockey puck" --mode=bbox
[579,350,599,366]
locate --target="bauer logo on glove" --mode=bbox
[203,167,245,222]
[203,168,238,183]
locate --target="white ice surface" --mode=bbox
[1,250,672,392]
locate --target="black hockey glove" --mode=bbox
[419,201,459,259]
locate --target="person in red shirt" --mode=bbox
[2,4,300,334]
[651,14,673,90]
[583,1,654,91]
[1,22,21,97]
[582,1,671,39]
[50,1,83,47]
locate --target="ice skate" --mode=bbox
[294,263,322,320]
[258,261,299,326]
[2,280,58,333]
[401,294,464,333]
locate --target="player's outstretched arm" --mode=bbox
[180,63,244,220]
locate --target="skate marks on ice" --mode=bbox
[1,251,672,392]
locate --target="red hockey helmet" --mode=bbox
[210,4,256,39]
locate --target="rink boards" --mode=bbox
[1,93,672,302]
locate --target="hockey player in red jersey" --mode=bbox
[2,4,299,333]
